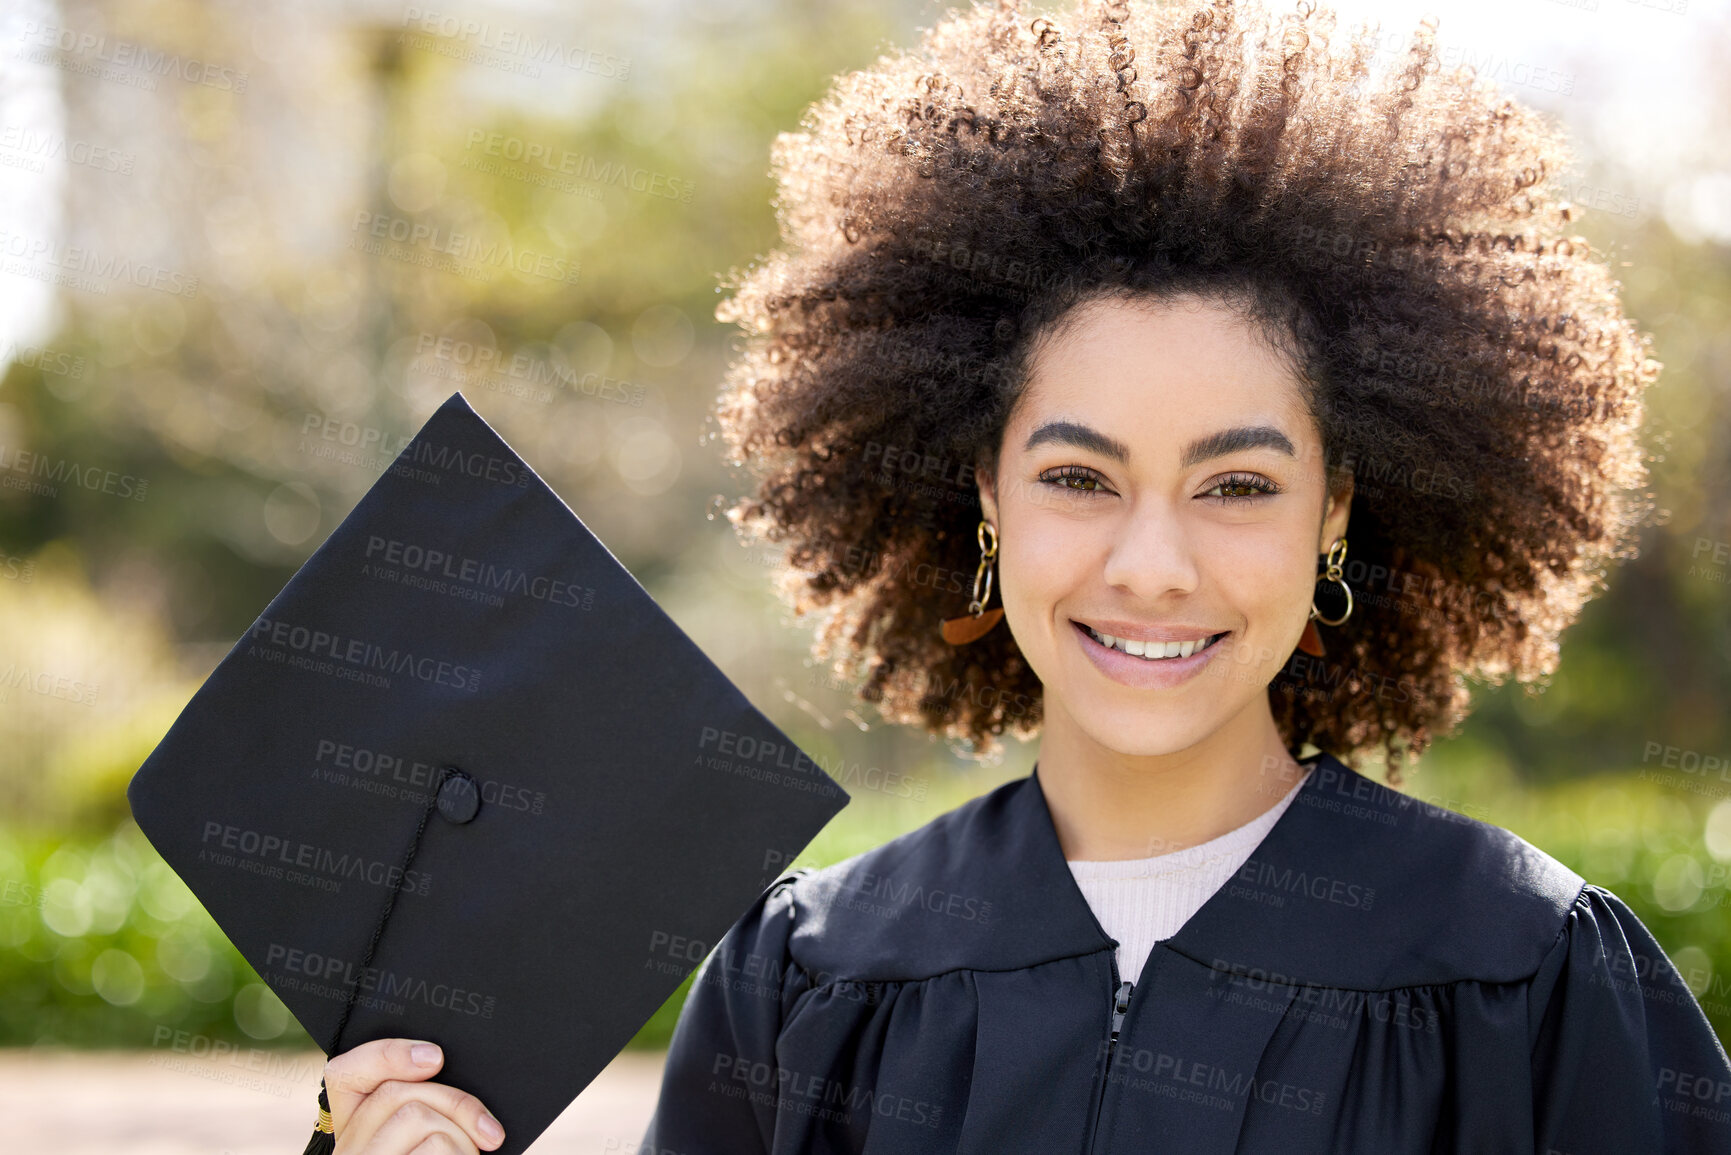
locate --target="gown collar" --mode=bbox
[1022,751,1325,967]
[791,748,1583,989]
[1011,749,1582,989]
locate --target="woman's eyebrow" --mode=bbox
[1023,420,1130,462]
[1022,420,1296,467]
[1178,424,1296,467]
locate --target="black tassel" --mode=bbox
[299,775,449,1153]
[300,1079,336,1154]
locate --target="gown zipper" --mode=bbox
[1084,956,1136,1155]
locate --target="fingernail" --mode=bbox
[478,1112,505,1143]
[411,1043,441,1066]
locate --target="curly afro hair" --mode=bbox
[707,0,1660,778]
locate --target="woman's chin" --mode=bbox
[1056,701,1215,759]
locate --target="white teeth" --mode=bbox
[1087,626,1219,661]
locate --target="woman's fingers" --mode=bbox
[341,1076,505,1153]
[354,1095,480,1155]
[405,1136,472,1155]
[321,1039,505,1153]
[325,1038,448,1130]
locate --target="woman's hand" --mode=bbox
[324,1038,506,1153]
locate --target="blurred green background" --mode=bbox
[2,0,1730,1061]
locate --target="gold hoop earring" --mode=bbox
[940,519,1005,645]
[1296,537,1352,657]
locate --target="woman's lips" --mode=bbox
[1078,621,1225,659]
[1071,619,1230,689]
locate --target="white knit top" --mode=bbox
[1065,770,1310,986]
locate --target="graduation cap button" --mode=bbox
[436,768,481,824]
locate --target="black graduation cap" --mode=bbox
[126,392,850,1154]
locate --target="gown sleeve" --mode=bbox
[638,873,809,1155]
[1528,882,1731,1154]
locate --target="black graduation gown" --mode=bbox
[640,751,1731,1153]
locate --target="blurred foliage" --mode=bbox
[0,0,1729,1053]
[0,821,283,1047]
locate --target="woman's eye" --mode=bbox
[1038,466,1110,495]
[1036,468,1279,502]
[1204,474,1281,504]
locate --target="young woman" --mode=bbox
[319,0,1731,1151]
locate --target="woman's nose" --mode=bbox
[1098,502,1201,597]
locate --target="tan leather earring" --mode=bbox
[940,519,1005,644]
[1297,537,1353,657]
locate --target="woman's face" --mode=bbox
[977,292,1351,758]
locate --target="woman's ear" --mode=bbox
[1319,478,1353,551]
[975,462,999,528]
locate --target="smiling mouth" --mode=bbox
[1077,622,1228,661]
